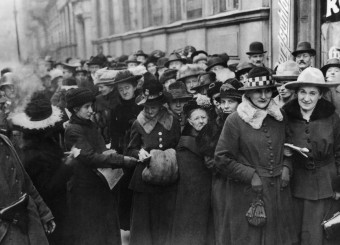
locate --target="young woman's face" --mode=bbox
[169,99,187,115]
[147,63,157,75]
[117,82,136,101]
[220,97,239,114]
[144,104,162,119]
[98,84,113,96]
[297,86,322,112]
[326,67,340,82]
[75,102,93,120]
[246,88,273,109]
[188,108,208,131]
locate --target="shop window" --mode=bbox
[170,0,182,23]
[212,0,239,14]
[187,0,202,19]
[142,0,164,27]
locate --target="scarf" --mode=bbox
[137,107,173,134]
[237,95,283,129]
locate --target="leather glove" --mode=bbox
[123,156,138,168]
[44,220,56,234]
[251,172,263,193]
[281,166,290,188]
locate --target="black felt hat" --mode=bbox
[159,69,178,84]
[246,41,267,55]
[113,70,142,86]
[205,57,227,71]
[292,41,316,57]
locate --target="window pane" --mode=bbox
[170,0,182,23]
[152,0,163,26]
[187,0,202,19]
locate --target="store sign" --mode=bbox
[325,0,340,22]
[329,46,340,59]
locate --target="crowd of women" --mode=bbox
[1,42,340,245]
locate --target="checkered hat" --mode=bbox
[239,67,276,91]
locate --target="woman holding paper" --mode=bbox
[64,88,137,245]
[283,67,340,245]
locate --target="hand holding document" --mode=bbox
[284,143,309,158]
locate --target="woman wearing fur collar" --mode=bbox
[214,67,297,245]
[283,67,340,245]
[127,73,181,245]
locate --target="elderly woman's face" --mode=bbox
[246,88,273,109]
[144,104,162,119]
[297,86,322,112]
[188,108,208,131]
[185,77,199,94]
[326,67,340,82]
[3,85,15,99]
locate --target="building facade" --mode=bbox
[22,0,340,68]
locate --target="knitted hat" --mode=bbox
[135,72,168,106]
[10,92,63,132]
[66,88,95,111]
[160,69,178,84]
[176,64,205,82]
[239,67,275,91]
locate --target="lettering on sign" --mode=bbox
[324,0,340,22]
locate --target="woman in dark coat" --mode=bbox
[64,88,138,245]
[127,73,181,245]
[283,67,340,245]
[10,92,71,245]
[109,70,143,230]
[170,97,214,245]
[214,67,297,245]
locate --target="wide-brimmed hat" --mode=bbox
[157,57,169,68]
[285,67,340,89]
[49,69,63,81]
[87,56,105,67]
[135,50,148,58]
[135,72,168,106]
[239,66,275,91]
[63,59,81,70]
[112,70,142,86]
[0,73,17,88]
[150,50,165,59]
[205,57,227,71]
[246,42,267,55]
[10,92,63,132]
[273,60,300,82]
[160,69,178,84]
[165,53,187,68]
[235,62,255,77]
[168,81,193,100]
[191,50,208,63]
[177,64,205,82]
[321,58,340,76]
[192,71,216,91]
[96,70,120,86]
[145,56,158,67]
[125,55,141,65]
[292,41,316,57]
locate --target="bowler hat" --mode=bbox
[192,72,216,91]
[135,72,168,106]
[321,58,340,76]
[205,57,227,71]
[273,61,300,82]
[292,41,316,57]
[246,42,267,55]
[285,67,340,89]
[168,81,192,100]
[10,92,63,132]
[239,67,275,91]
[164,53,187,68]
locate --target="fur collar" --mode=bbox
[237,95,283,129]
[283,98,335,121]
[137,107,173,134]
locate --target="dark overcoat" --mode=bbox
[64,115,125,245]
[214,109,297,245]
[0,134,53,245]
[127,109,181,245]
[284,98,340,245]
[170,126,213,245]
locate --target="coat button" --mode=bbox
[159,144,163,148]
[269,146,273,150]
[159,138,162,142]
[270,153,274,157]
[158,132,162,136]
[268,140,272,144]
[6,155,9,159]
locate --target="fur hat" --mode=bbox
[192,52,208,64]
[135,72,168,106]
[160,69,178,84]
[10,92,63,132]
[176,64,205,82]
[66,88,95,111]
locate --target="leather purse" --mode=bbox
[246,195,267,227]
[322,211,340,240]
[0,194,29,234]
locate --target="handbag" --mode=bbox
[322,211,340,240]
[0,193,29,234]
[245,194,267,227]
